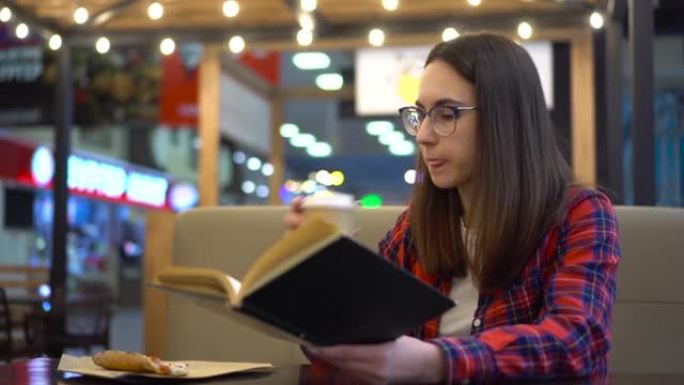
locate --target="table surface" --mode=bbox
[2,358,684,385]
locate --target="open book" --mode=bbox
[153,217,455,346]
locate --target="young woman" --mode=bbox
[285,33,621,384]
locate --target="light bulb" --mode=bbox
[49,34,62,50]
[297,28,313,46]
[160,38,175,55]
[298,12,315,31]
[73,6,89,24]
[15,23,28,39]
[300,0,317,12]
[228,35,245,53]
[517,21,533,40]
[368,28,385,47]
[148,2,164,20]
[442,27,459,42]
[0,7,12,23]
[590,12,604,30]
[96,37,111,54]
[223,0,240,17]
[382,0,399,11]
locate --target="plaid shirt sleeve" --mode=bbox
[430,192,621,383]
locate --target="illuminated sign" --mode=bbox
[30,146,171,209]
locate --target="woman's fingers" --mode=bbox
[284,196,306,230]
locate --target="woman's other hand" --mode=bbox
[284,196,306,231]
[305,336,446,385]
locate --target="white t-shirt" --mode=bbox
[438,225,479,337]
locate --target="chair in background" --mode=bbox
[0,287,33,362]
[56,281,114,354]
[0,287,12,362]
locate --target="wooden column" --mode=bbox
[198,44,222,207]
[142,212,176,357]
[570,30,597,186]
[269,95,284,205]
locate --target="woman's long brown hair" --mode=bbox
[410,33,573,292]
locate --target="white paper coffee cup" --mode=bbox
[301,193,357,235]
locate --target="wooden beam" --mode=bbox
[269,95,284,205]
[247,28,581,51]
[570,29,597,186]
[65,13,588,50]
[198,44,222,207]
[278,85,354,100]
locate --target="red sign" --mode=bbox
[159,52,199,127]
[239,51,280,86]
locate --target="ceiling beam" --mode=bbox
[64,10,590,48]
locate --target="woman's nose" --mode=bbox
[415,118,438,146]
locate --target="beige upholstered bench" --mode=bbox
[158,205,684,373]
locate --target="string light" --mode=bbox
[297,28,313,46]
[590,12,604,29]
[148,2,164,20]
[95,37,111,54]
[442,27,459,42]
[0,7,12,23]
[382,0,399,11]
[223,0,240,18]
[48,34,62,50]
[228,35,245,53]
[298,12,315,31]
[517,21,533,40]
[300,0,317,12]
[368,28,385,47]
[73,6,89,24]
[280,123,300,138]
[160,37,175,55]
[15,23,28,39]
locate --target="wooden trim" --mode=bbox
[269,95,284,205]
[0,279,46,289]
[142,211,176,357]
[278,85,354,101]
[0,266,49,273]
[570,29,597,186]
[198,43,222,207]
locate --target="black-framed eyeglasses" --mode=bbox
[398,105,477,137]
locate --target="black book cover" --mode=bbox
[239,236,455,346]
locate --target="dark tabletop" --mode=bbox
[2,358,684,385]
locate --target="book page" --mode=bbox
[156,266,240,304]
[239,217,341,300]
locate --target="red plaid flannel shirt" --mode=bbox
[378,188,621,383]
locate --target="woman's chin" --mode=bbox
[429,176,459,190]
